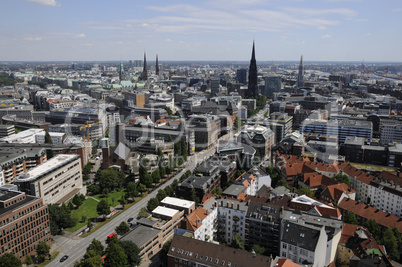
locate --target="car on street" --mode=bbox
[127,217,134,222]
[60,255,69,262]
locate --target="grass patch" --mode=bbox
[93,190,126,207]
[66,198,100,232]
[37,251,59,267]
[350,163,396,172]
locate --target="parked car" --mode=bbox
[127,217,134,223]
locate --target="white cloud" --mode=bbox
[317,26,327,30]
[24,37,42,41]
[365,32,372,36]
[83,43,93,47]
[321,34,331,38]
[165,39,172,42]
[27,0,60,6]
[393,8,402,12]
[74,33,86,39]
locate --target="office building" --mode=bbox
[0,187,51,261]
[236,69,247,84]
[264,76,282,98]
[14,154,83,204]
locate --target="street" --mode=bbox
[48,144,218,267]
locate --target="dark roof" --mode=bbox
[120,224,159,248]
[281,221,322,252]
[168,235,272,267]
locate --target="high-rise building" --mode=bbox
[236,68,247,84]
[0,186,51,261]
[263,76,282,98]
[247,41,258,98]
[297,55,304,88]
[155,54,160,75]
[210,77,220,94]
[142,53,148,81]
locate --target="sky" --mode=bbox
[0,0,401,62]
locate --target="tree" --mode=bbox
[117,240,142,267]
[147,197,159,212]
[152,169,161,184]
[143,173,153,188]
[157,189,167,201]
[180,137,188,161]
[115,221,131,236]
[126,182,138,199]
[25,255,33,266]
[87,239,104,255]
[97,199,111,218]
[36,241,50,263]
[365,219,380,241]
[119,196,127,209]
[94,169,125,193]
[165,185,174,197]
[383,228,400,261]
[0,253,22,267]
[345,212,357,225]
[44,130,53,144]
[138,207,149,218]
[81,216,87,223]
[138,183,146,194]
[297,187,314,198]
[160,239,172,266]
[252,244,266,255]
[333,173,351,186]
[104,242,128,267]
[164,106,173,115]
[230,235,244,250]
[48,204,76,235]
[72,194,83,208]
[87,219,94,230]
[75,249,103,267]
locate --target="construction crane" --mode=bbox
[80,121,102,141]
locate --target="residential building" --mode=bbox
[0,125,15,138]
[167,235,272,267]
[238,125,275,161]
[160,197,195,216]
[0,187,51,261]
[35,132,66,145]
[14,154,83,204]
[188,115,221,151]
[0,128,44,144]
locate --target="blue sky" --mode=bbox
[1,0,401,62]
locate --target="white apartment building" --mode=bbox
[0,129,44,144]
[368,178,402,217]
[14,154,83,204]
[380,123,402,145]
[280,211,342,267]
[35,132,66,144]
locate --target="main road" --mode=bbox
[48,139,224,267]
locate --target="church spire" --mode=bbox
[297,55,304,88]
[119,59,124,81]
[156,54,159,75]
[142,52,148,81]
[247,40,258,98]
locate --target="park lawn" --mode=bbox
[93,190,126,207]
[66,198,100,232]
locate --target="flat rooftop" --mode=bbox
[160,197,194,209]
[15,154,78,182]
[121,224,159,248]
[152,206,179,219]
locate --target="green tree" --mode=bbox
[119,196,127,209]
[75,249,103,267]
[44,129,53,144]
[138,183,146,193]
[97,199,111,218]
[392,226,402,245]
[230,235,244,250]
[365,219,381,241]
[157,189,167,201]
[143,173,153,188]
[383,228,400,261]
[126,182,138,199]
[81,216,87,223]
[252,244,266,255]
[165,185,174,197]
[115,221,131,236]
[152,169,161,184]
[181,137,188,160]
[87,239,104,255]
[164,106,173,115]
[147,197,159,212]
[138,207,149,218]
[0,253,22,267]
[94,169,125,192]
[160,239,172,266]
[72,194,83,208]
[104,242,128,267]
[333,173,351,186]
[25,255,33,266]
[36,241,50,263]
[117,240,142,267]
[297,187,314,198]
[345,212,358,225]
[87,219,94,230]
[48,204,76,235]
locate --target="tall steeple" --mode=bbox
[142,52,148,81]
[155,54,160,75]
[247,40,258,98]
[119,59,124,81]
[297,55,304,88]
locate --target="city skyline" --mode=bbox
[1,0,402,62]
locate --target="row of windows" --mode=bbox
[0,202,44,227]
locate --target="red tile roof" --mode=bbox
[183,207,210,231]
[321,183,355,203]
[338,198,402,232]
[275,258,301,267]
